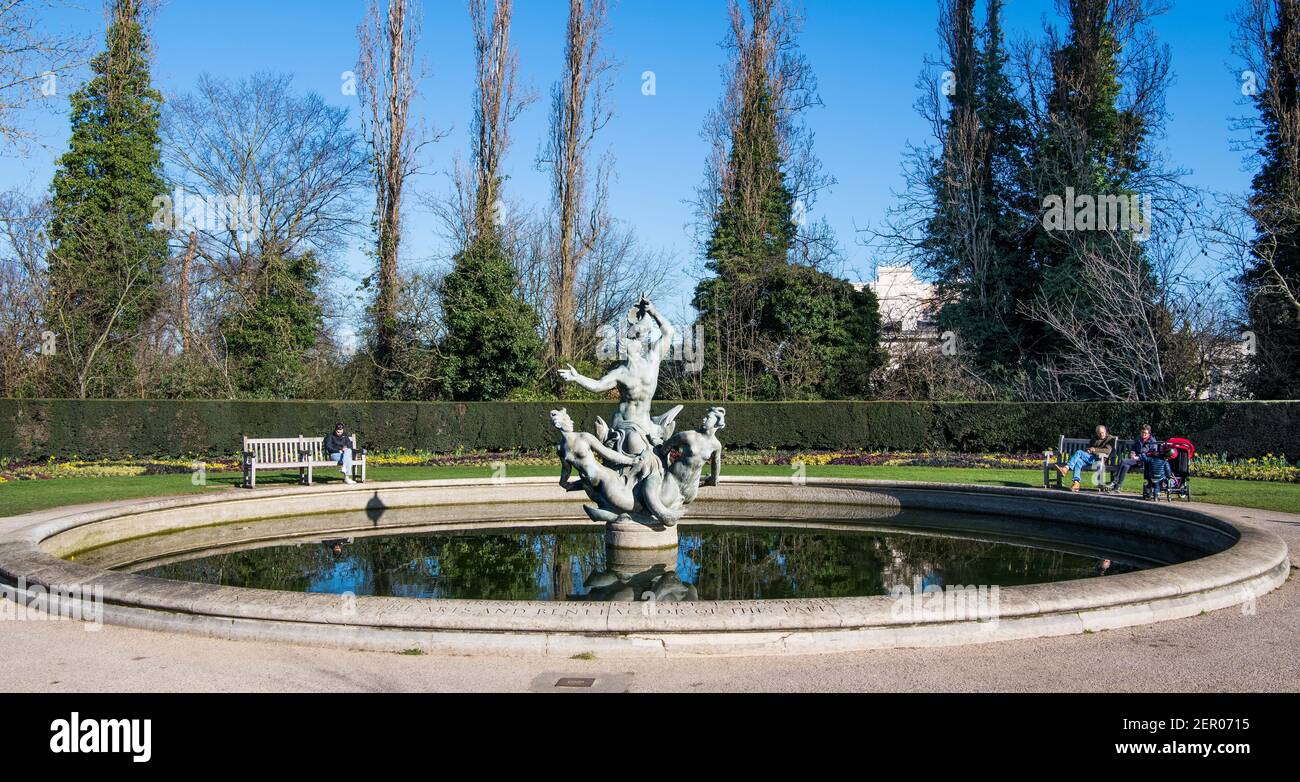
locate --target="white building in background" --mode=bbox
[854,265,940,352]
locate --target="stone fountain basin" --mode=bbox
[0,477,1288,657]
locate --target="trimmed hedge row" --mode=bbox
[0,398,1297,461]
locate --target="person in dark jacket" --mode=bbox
[324,422,355,484]
[1107,424,1166,493]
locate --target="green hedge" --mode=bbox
[0,398,1297,461]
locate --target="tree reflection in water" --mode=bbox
[140,525,1134,601]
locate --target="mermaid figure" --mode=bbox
[660,407,725,506]
[552,408,637,515]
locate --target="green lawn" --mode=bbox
[3,462,1299,518]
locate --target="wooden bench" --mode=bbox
[1043,435,1132,491]
[241,435,366,488]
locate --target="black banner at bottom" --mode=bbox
[4,692,1290,769]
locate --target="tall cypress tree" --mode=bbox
[921,0,1035,386]
[694,76,798,397]
[917,0,977,304]
[695,0,882,400]
[703,80,797,282]
[1242,0,1300,398]
[974,0,1035,373]
[1030,0,1154,342]
[1021,0,1183,401]
[45,0,168,398]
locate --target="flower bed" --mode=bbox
[0,456,238,481]
[1191,453,1300,484]
[711,450,1043,469]
[366,448,557,468]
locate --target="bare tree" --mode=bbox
[163,73,367,291]
[1204,190,1298,396]
[1229,195,1300,320]
[161,73,367,395]
[366,263,444,396]
[176,230,196,354]
[468,0,530,237]
[357,0,438,391]
[0,0,87,152]
[514,211,669,371]
[1024,228,1221,401]
[573,221,670,356]
[0,191,49,395]
[872,342,1000,402]
[539,0,615,365]
[429,0,534,248]
[1176,268,1248,400]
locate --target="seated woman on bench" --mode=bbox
[324,422,356,485]
[1054,425,1114,492]
[1106,424,1167,493]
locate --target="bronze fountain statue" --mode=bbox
[553,295,725,549]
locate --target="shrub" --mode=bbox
[1,398,1298,461]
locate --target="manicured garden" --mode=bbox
[3,461,1298,519]
[6,398,1299,517]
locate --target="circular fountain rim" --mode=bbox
[0,477,1288,657]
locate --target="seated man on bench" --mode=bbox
[324,422,356,485]
[1054,424,1114,492]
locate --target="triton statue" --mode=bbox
[553,295,725,548]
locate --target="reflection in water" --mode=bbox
[579,548,698,602]
[136,524,1140,602]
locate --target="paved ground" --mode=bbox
[2,505,1297,693]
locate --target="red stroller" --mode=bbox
[1145,437,1194,502]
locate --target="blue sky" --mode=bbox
[5,0,1257,322]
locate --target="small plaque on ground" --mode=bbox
[529,672,632,693]
[554,677,595,688]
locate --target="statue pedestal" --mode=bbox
[605,517,679,550]
[606,545,678,573]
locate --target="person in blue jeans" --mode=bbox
[1054,425,1115,491]
[1107,424,1167,493]
[323,422,356,484]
